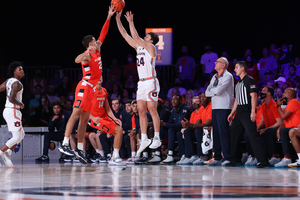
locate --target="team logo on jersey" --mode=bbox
[152,92,158,97]
[14,121,21,127]
[74,100,82,108]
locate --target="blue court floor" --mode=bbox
[0,163,300,200]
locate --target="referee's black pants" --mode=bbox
[230,110,268,163]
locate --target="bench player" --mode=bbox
[0,61,25,167]
[116,11,161,154]
[59,6,116,164]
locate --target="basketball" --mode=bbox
[111,0,125,12]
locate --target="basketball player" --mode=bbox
[0,61,25,167]
[58,6,116,164]
[116,11,161,153]
[89,77,126,165]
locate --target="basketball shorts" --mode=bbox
[3,107,23,132]
[88,114,118,135]
[136,78,160,101]
[73,80,94,112]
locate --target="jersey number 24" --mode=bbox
[137,57,145,67]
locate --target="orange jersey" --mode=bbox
[90,87,108,118]
[82,50,103,87]
[261,99,280,128]
[283,99,300,128]
[200,102,212,123]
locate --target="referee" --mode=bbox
[226,61,269,168]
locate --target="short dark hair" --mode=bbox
[173,94,182,100]
[111,98,121,104]
[50,100,64,109]
[125,99,132,104]
[131,99,137,105]
[8,61,23,77]
[82,35,94,48]
[148,32,159,45]
[236,61,248,71]
[266,86,274,97]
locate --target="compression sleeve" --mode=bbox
[98,19,110,43]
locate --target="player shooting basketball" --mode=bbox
[116,11,161,154]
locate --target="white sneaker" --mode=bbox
[274,158,291,168]
[1,153,13,168]
[180,155,198,165]
[146,154,161,163]
[245,156,254,166]
[248,158,258,166]
[193,157,204,165]
[176,155,187,165]
[221,160,231,166]
[269,157,281,166]
[288,160,300,168]
[161,155,174,164]
[149,137,162,149]
[126,156,139,164]
[137,139,151,154]
[109,157,126,166]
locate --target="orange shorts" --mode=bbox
[73,80,94,112]
[89,114,118,135]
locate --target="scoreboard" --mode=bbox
[145,28,173,66]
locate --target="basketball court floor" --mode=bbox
[0,162,300,200]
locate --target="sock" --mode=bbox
[131,152,136,158]
[155,151,161,156]
[136,151,141,158]
[168,150,173,156]
[99,150,105,157]
[113,148,120,158]
[141,133,148,141]
[297,153,300,160]
[96,149,101,154]
[63,137,70,146]
[6,149,12,155]
[154,132,160,139]
[77,143,83,151]
[143,152,148,158]
[0,150,3,155]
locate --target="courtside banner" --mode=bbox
[146,28,173,65]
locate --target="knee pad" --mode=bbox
[5,130,23,148]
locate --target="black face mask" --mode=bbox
[260,92,267,99]
[283,97,288,102]
[192,103,200,110]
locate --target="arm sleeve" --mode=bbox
[98,19,110,43]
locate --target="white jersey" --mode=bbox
[5,78,23,109]
[136,46,156,79]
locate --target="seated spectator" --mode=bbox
[35,101,70,162]
[274,87,284,99]
[257,86,283,166]
[123,54,138,81]
[64,99,73,114]
[293,57,300,76]
[275,88,300,167]
[287,65,300,87]
[29,69,47,93]
[28,84,43,118]
[288,124,300,167]
[57,76,72,97]
[110,83,122,100]
[193,80,205,96]
[167,77,187,100]
[121,88,130,105]
[181,94,212,165]
[258,48,278,82]
[124,75,136,99]
[160,94,192,164]
[49,70,62,89]
[280,43,292,78]
[46,85,60,103]
[34,93,51,127]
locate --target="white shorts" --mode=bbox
[3,108,23,132]
[136,78,160,101]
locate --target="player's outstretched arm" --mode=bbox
[97,6,116,48]
[0,80,7,92]
[125,11,156,57]
[116,11,138,50]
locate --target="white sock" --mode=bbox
[154,132,160,139]
[63,137,70,146]
[131,152,136,158]
[99,150,105,157]
[136,151,141,158]
[113,148,120,158]
[141,133,148,141]
[0,150,3,155]
[155,151,160,156]
[297,153,300,160]
[168,150,173,156]
[77,143,83,151]
[143,152,148,158]
[6,149,12,155]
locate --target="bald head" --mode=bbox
[284,88,296,99]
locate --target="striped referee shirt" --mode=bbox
[235,75,257,110]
